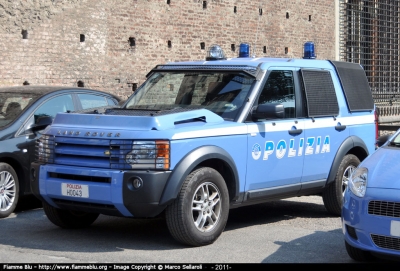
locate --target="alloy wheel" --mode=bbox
[0,171,16,212]
[191,182,222,232]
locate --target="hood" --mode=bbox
[362,146,400,189]
[51,108,224,131]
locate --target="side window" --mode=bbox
[301,69,339,117]
[258,70,295,118]
[33,94,74,124]
[78,94,108,109]
[107,97,117,105]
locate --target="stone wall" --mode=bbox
[0,0,336,100]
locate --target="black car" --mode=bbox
[0,86,120,218]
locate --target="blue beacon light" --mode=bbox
[238,43,250,58]
[303,41,316,59]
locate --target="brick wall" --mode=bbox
[0,0,335,100]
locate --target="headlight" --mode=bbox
[125,140,170,170]
[35,135,54,163]
[349,167,368,197]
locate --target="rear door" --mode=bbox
[300,69,349,185]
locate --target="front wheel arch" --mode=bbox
[165,167,230,246]
[159,146,239,206]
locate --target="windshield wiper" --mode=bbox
[124,107,158,111]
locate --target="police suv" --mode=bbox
[31,43,376,246]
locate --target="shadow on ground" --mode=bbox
[263,228,399,263]
[0,197,340,253]
[14,195,43,213]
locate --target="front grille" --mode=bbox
[49,172,111,183]
[35,136,169,170]
[368,201,400,218]
[52,199,121,216]
[371,234,400,251]
[52,137,134,169]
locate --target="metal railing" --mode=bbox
[339,0,400,129]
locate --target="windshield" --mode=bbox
[124,71,256,120]
[389,132,400,147]
[0,92,39,128]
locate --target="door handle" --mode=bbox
[335,125,346,131]
[288,129,303,135]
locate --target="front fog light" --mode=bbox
[349,167,368,197]
[133,177,143,189]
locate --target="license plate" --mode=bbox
[390,220,400,237]
[61,183,89,198]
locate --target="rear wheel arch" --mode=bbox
[346,145,368,162]
[323,136,369,216]
[327,136,369,185]
[159,146,239,206]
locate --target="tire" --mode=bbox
[323,154,360,216]
[345,241,374,262]
[43,201,99,228]
[166,167,229,246]
[0,163,19,218]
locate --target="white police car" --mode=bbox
[31,42,376,246]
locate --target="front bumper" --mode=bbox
[342,187,400,258]
[31,162,171,217]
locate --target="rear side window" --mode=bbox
[78,94,108,109]
[329,60,374,112]
[301,69,339,117]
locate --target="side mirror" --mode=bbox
[376,134,391,148]
[31,116,53,131]
[252,103,284,120]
